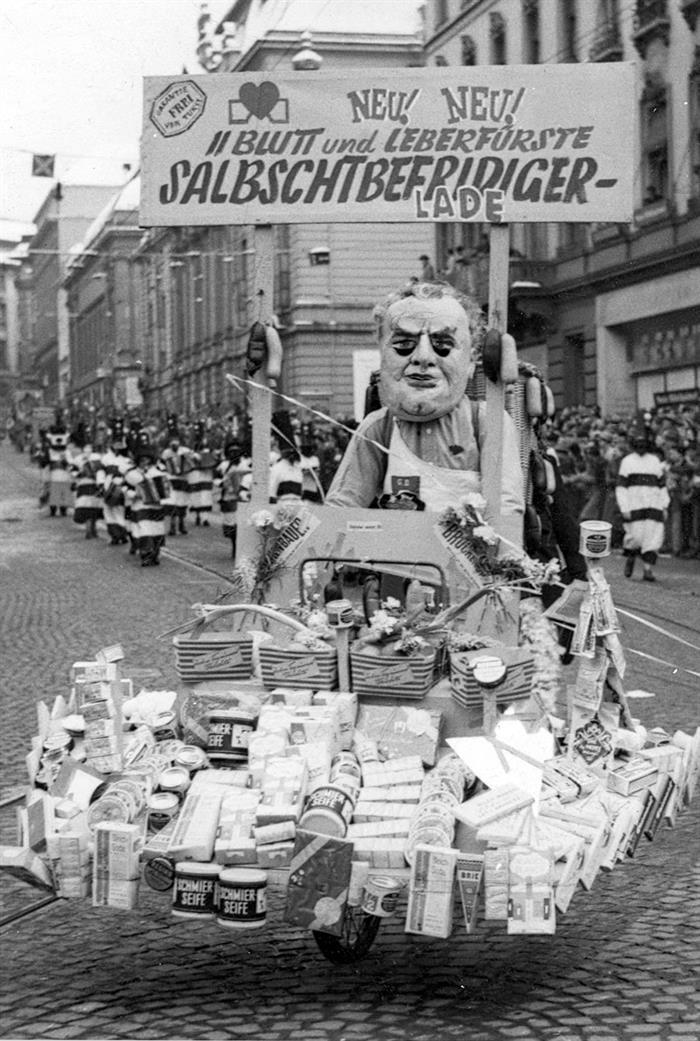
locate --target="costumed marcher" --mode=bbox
[124,434,170,567]
[98,419,130,545]
[188,422,215,527]
[325,281,524,519]
[616,424,670,582]
[42,419,73,517]
[71,443,103,539]
[160,415,192,536]
[215,440,252,559]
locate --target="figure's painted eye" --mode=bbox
[431,337,454,357]
[391,337,417,356]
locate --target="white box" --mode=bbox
[405,845,457,939]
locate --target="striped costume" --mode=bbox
[161,444,193,534]
[72,451,104,537]
[188,447,215,524]
[125,464,171,566]
[616,450,669,563]
[98,449,130,545]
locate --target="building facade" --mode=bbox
[63,179,144,417]
[423,0,700,414]
[18,184,121,406]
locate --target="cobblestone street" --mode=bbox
[0,443,698,1041]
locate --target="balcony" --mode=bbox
[632,0,671,58]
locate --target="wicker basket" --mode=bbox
[448,646,534,708]
[350,647,436,699]
[259,645,338,690]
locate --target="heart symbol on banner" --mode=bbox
[239,81,280,119]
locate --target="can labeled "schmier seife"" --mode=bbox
[172,862,220,918]
[216,868,267,929]
[299,784,356,838]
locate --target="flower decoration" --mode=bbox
[231,505,305,605]
[437,497,560,595]
[358,599,432,657]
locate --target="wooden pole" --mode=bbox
[250,225,274,508]
[481,223,510,537]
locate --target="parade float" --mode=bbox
[2,63,699,963]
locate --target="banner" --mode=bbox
[141,64,634,227]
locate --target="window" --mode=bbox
[490,12,507,65]
[559,0,578,62]
[435,54,449,66]
[436,0,449,27]
[523,0,540,63]
[641,76,669,204]
[461,35,477,65]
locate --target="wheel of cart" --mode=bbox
[312,905,382,963]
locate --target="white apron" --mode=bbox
[383,420,482,512]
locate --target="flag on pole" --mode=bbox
[32,154,55,178]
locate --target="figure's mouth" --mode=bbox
[405,374,437,387]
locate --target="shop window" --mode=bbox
[559,0,578,62]
[641,77,669,205]
[523,0,540,63]
[461,35,477,66]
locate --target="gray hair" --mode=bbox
[372,281,485,343]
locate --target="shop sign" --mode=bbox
[653,388,700,406]
[141,64,634,226]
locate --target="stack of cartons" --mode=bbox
[92,822,140,909]
[54,829,91,899]
[350,756,424,869]
[72,661,122,775]
[405,844,457,938]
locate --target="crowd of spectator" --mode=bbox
[547,402,700,559]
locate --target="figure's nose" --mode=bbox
[411,329,437,366]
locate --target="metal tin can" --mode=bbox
[158,766,191,796]
[206,710,257,765]
[87,792,132,830]
[147,791,180,832]
[299,785,355,838]
[216,868,267,929]
[172,862,220,918]
[329,751,362,797]
[325,598,354,627]
[143,856,175,891]
[361,875,404,917]
[174,745,208,773]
